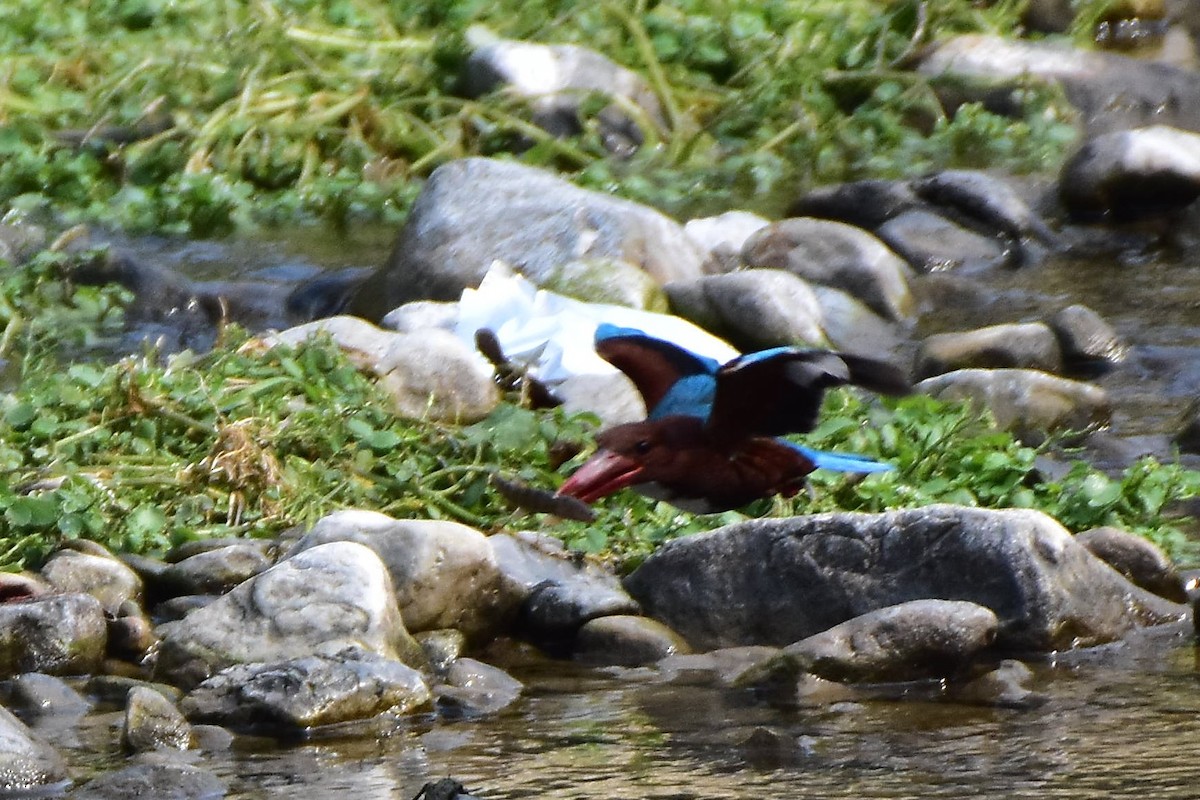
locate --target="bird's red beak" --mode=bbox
[557,449,645,504]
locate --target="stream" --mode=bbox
[79,226,1200,798]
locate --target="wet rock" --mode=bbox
[70,761,225,800]
[40,549,143,615]
[1076,526,1188,602]
[416,630,467,676]
[744,600,999,685]
[181,651,431,731]
[0,594,107,679]
[123,686,191,752]
[347,158,706,319]
[463,32,665,157]
[665,269,826,350]
[741,218,916,322]
[490,532,639,638]
[624,505,1184,652]
[161,544,272,597]
[5,673,91,720]
[949,659,1045,709]
[573,615,691,667]
[290,510,521,641]
[414,777,484,800]
[155,541,425,690]
[917,368,1111,444]
[154,595,218,623]
[655,646,782,687]
[810,286,902,359]
[1059,125,1200,219]
[0,705,68,794]
[875,209,1012,272]
[283,266,372,323]
[914,323,1064,379]
[268,316,499,424]
[1048,304,1128,374]
[789,179,921,229]
[910,170,1059,248]
[539,257,669,311]
[434,657,523,718]
[684,211,770,272]
[918,34,1200,135]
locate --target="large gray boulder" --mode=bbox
[155,541,425,689]
[290,510,522,641]
[665,269,826,350]
[1059,126,1200,219]
[624,505,1183,652]
[348,158,706,319]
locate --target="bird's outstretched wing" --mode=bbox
[594,324,720,416]
[707,347,911,443]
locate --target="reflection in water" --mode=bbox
[169,624,1200,800]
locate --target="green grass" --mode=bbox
[0,0,1078,234]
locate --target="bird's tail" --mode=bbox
[787,442,894,473]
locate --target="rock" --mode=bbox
[875,209,1012,272]
[1047,304,1128,374]
[107,611,158,663]
[1178,397,1200,454]
[164,537,275,563]
[788,179,921,229]
[554,371,646,428]
[573,615,691,666]
[5,673,91,720]
[684,211,770,271]
[918,34,1200,135]
[284,266,373,322]
[117,553,172,600]
[751,600,999,684]
[538,258,669,311]
[914,323,1064,379]
[1076,527,1188,602]
[160,544,272,596]
[910,170,1059,248]
[267,316,499,424]
[665,269,826,350]
[416,629,467,676]
[623,505,1183,652]
[810,286,903,359]
[40,549,143,615]
[155,541,425,689]
[1059,126,1200,219]
[0,573,48,603]
[85,676,182,708]
[434,657,523,718]
[463,33,665,156]
[489,532,639,638]
[181,651,431,730]
[69,762,225,800]
[347,158,706,319]
[290,510,521,641]
[0,705,68,794]
[380,300,460,333]
[741,218,916,322]
[949,659,1045,709]
[655,646,782,687]
[917,368,1111,444]
[0,594,107,679]
[122,686,191,752]
[154,595,218,623]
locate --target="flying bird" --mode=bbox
[556,324,910,512]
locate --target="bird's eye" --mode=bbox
[634,440,653,456]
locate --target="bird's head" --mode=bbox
[556,416,705,504]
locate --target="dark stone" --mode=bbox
[1048,304,1127,375]
[1076,526,1188,602]
[70,762,225,800]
